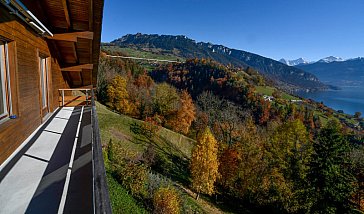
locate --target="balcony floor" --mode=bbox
[0,107,93,214]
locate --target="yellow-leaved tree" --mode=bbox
[107,75,134,114]
[153,187,180,214]
[190,127,219,200]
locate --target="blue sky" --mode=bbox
[101,0,364,61]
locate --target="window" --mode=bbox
[39,57,47,108]
[0,41,12,121]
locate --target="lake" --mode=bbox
[297,86,364,115]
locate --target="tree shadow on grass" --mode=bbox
[130,122,191,186]
[152,153,191,186]
[129,122,153,146]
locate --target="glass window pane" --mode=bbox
[40,58,47,108]
[0,42,6,116]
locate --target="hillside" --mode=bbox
[107,33,329,92]
[296,57,364,87]
[97,52,363,213]
[96,102,226,213]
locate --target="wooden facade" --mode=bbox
[0,0,104,164]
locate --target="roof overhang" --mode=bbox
[5,0,104,88]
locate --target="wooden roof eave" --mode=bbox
[20,0,104,88]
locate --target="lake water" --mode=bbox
[297,86,364,115]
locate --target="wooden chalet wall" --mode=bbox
[0,6,69,164]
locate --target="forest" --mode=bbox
[97,51,363,213]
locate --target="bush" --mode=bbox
[153,187,181,214]
[114,162,148,199]
[147,173,171,199]
[107,139,134,165]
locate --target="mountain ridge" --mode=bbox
[109,33,329,92]
[280,56,347,66]
[279,58,311,66]
[296,57,364,87]
[318,56,343,63]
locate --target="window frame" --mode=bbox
[0,41,12,122]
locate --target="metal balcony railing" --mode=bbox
[58,88,112,213]
[58,88,92,107]
[91,89,112,214]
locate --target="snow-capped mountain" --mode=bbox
[280,56,344,66]
[296,57,364,87]
[279,58,311,66]
[318,56,343,63]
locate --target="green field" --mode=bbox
[255,85,298,100]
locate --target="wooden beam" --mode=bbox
[72,43,78,63]
[61,0,71,29]
[80,71,84,86]
[89,0,93,31]
[46,32,94,42]
[61,64,93,72]
[89,0,94,65]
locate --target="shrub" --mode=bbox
[147,173,171,199]
[153,187,181,214]
[114,162,148,198]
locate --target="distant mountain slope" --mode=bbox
[296,57,364,87]
[109,33,328,91]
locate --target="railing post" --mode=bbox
[86,89,88,106]
[62,90,64,107]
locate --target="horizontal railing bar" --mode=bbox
[58,88,94,107]
[58,88,94,91]
[59,100,90,103]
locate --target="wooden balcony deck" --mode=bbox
[0,97,111,213]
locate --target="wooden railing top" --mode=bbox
[58,87,95,91]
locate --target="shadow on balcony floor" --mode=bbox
[0,106,93,214]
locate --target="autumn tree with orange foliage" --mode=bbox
[128,73,154,118]
[233,116,267,198]
[168,90,196,135]
[255,98,271,125]
[218,147,239,189]
[190,127,219,200]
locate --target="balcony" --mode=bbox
[0,89,111,214]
